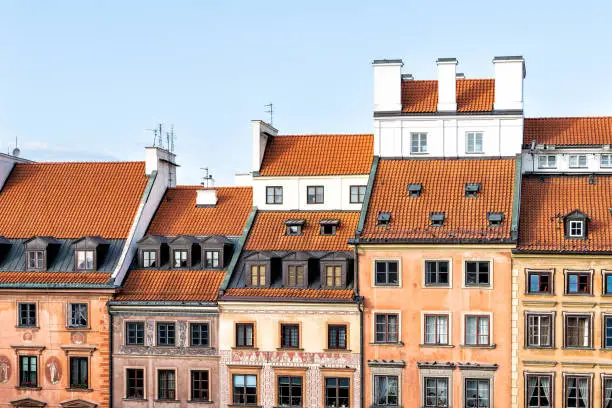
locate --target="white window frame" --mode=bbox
[421,311,452,346]
[538,155,557,169]
[601,154,612,168]
[569,154,588,169]
[466,132,484,154]
[410,133,428,154]
[461,311,494,347]
[371,310,402,345]
[372,258,402,288]
[422,259,453,288]
[462,259,494,290]
[568,220,584,238]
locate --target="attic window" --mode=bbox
[27,251,45,271]
[320,219,340,236]
[285,219,305,236]
[430,212,445,227]
[377,212,391,226]
[76,250,95,271]
[564,210,589,239]
[408,184,423,198]
[487,212,504,227]
[465,183,481,198]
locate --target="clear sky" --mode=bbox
[1,0,611,185]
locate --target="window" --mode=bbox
[204,250,220,268]
[173,249,188,268]
[526,314,552,347]
[603,377,612,408]
[526,374,552,408]
[236,323,254,347]
[280,324,299,349]
[328,324,347,350]
[605,316,612,348]
[350,185,366,204]
[19,356,37,387]
[602,154,612,168]
[430,212,445,226]
[375,313,399,343]
[27,250,44,270]
[286,264,306,287]
[564,376,589,408]
[307,186,324,204]
[142,250,157,267]
[278,376,303,407]
[569,154,588,168]
[487,212,504,227]
[157,322,176,346]
[75,250,95,270]
[190,323,210,347]
[325,265,343,288]
[465,183,481,198]
[320,220,339,236]
[565,315,591,348]
[424,315,449,345]
[18,303,36,327]
[375,260,399,286]
[425,261,450,286]
[539,155,557,169]
[528,271,552,294]
[126,322,145,345]
[266,186,283,204]
[465,261,490,287]
[604,273,612,294]
[250,264,267,287]
[465,379,490,408]
[465,315,490,346]
[374,375,399,406]
[126,368,144,399]
[158,370,176,400]
[466,132,483,153]
[191,370,210,402]
[68,303,88,328]
[325,377,350,408]
[568,220,585,238]
[424,377,448,408]
[377,211,391,226]
[286,221,303,236]
[233,374,257,405]
[69,357,88,389]
[566,272,591,294]
[411,132,428,153]
[408,183,423,198]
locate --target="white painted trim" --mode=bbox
[420,311,452,345]
[461,311,494,346]
[461,258,494,290]
[371,309,402,344]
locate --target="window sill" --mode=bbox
[16,386,41,390]
[66,326,91,331]
[123,398,147,401]
[524,292,554,296]
[460,344,496,349]
[420,344,454,348]
[189,345,213,349]
[323,348,351,352]
[373,284,401,288]
[276,348,304,351]
[524,345,556,350]
[423,284,451,289]
[232,346,259,350]
[562,346,594,350]
[66,387,93,392]
[188,401,214,404]
[154,400,180,403]
[227,405,262,408]
[369,341,404,346]
[563,293,593,296]
[465,151,485,155]
[463,285,493,289]
[15,325,40,330]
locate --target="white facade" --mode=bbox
[522,147,612,173]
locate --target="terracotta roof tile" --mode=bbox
[361,158,516,242]
[147,186,252,236]
[524,117,612,146]
[223,287,354,301]
[245,211,359,251]
[258,134,373,176]
[518,175,612,252]
[402,79,494,113]
[0,272,111,285]
[0,162,148,239]
[116,269,226,301]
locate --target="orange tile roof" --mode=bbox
[524,117,612,146]
[402,79,495,113]
[147,186,252,236]
[115,269,226,301]
[245,211,359,251]
[361,158,516,242]
[258,134,373,176]
[0,272,111,285]
[0,162,148,239]
[223,287,354,301]
[518,175,612,253]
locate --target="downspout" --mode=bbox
[108,302,114,408]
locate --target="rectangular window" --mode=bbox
[374,375,399,406]
[375,313,399,343]
[466,132,484,153]
[190,323,210,347]
[375,260,399,286]
[19,356,37,387]
[528,271,552,294]
[76,250,95,270]
[307,186,324,204]
[569,154,588,168]
[27,250,44,270]
[325,265,343,288]
[605,316,612,348]
[568,220,585,238]
[142,250,157,267]
[325,377,350,408]
[18,303,36,327]
[526,314,552,347]
[69,357,88,389]
[411,132,428,153]
[424,314,449,345]
[602,154,612,168]
[465,315,490,346]
[603,378,612,408]
[266,186,283,204]
[565,376,590,408]
[287,264,306,287]
[191,370,210,402]
[328,324,347,349]
[250,264,266,287]
[350,185,366,204]
[278,376,303,407]
[68,303,88,328]
[425,261,450,286]
[539,155,557,169]
[126,368,144,399]
[465,378,490,408]
[236,323,254,348]
[565,315,591,348]
[605,273,612,294]
[465,261,490,287]
[173,249,188,268]
[280,324,299,349]
[526,374,552,408]
[233,374,257,405]
[204,251,220,268]
[126,322,145,345]
[158,369,176,401]
[424,377,448,408]
[157,322,176,346]
[566,272,591,294]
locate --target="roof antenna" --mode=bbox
[200,167,214,188]
[264,103,274,126]
[166,125,175,153]
[12,136,20,157]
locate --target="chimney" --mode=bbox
[196,188,218,207]
[493,56,526,111]
[251,120,278,173]
[436,58,458,112]
[145,147,178,187]
[372,59,403,112]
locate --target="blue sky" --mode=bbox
[1,0,611,185]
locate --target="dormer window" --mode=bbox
[569,154,588,169]
[408,184,423,198]
[564,210,589,239]
[250,264,267,287]
[465,183,481,198]
[569,220,584,238]
[73,236,109,271]
[76,250,95,271]
[377,212,391,226]
[430,212,445,227]
[320,253,350,289]
[200,236,231,270]
[173,249,188,268]
[169,236,198,269]
[27,251,44,271]
[142,250,157,267]
[244,253,271,288]
[487,212,504,227]
[285,219,305,236]
[24,236,60,272]
[204,251,220,268]
[320,219,339,236]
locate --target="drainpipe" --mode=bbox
[359,298,364,408]
[108,302,114,408]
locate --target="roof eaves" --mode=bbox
[219,295,356,304]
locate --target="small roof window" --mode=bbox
[564,210,589,239]
[465,183,482,197]
[320,219,340,236]
[430,212,445,227]
[285,219,305,236]
[487,212,504,227]
[407,184,423,198]
[377,212,391,226]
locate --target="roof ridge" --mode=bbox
[19,160,145,166]
[171,185,252,190]
[275,133,373,137]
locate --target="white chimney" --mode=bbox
[251,120,278,174]
[493,56,526,111]
[373,59,403,112]
[196,188,218,207]
[436,58,458,112]
[145,146,178,187]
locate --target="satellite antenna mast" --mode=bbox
[200,167,214,188]
[166,125,175,153]
[264,103,274,125]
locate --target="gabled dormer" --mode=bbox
[73,236,109,271]
[137,235,169,268]
[169,236,199,269]
[200,235,232,269]
[319,219,340,236]
[320,252,351,289]
[564,210,590,239]
[244,252,271,288]
[282,252,309,288]
[24,236,60,271]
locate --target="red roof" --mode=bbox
[258,134,373,176]
[524,117,612,146]
[0,272,111,285]
[0,162,148,239]
[222,287,354,301]
[402,79,495,113]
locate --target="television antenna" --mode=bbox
[200,167,214,188]
[264,103,274,125]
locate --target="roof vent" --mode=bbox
[430,212,445,227]
[377,212,392,226]
[407,183,423,198]
[456,72,465,79]
[465,183,482,197]
[589,174,596,185]
[196,189,218,207]
[487,212,505,227]
[402,73,414,81]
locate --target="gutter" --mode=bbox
[107,302,113,408]
[510,154,523,242]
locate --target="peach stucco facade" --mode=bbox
[359,244,513,408]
